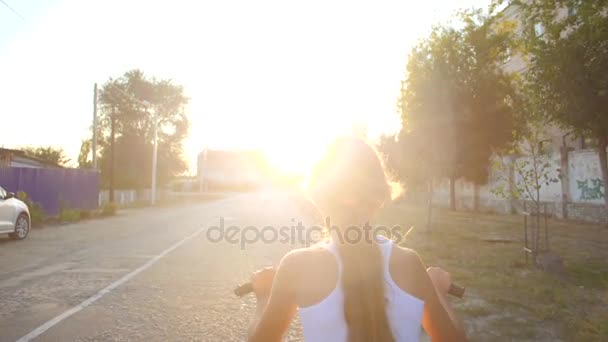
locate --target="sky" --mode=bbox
[0,0,490,174]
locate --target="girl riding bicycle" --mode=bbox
[247,137,467,342]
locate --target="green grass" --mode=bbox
[376,203,608,341]
[59,208,81,222]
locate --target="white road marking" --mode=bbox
[15,227,206,342]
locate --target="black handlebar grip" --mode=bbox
[235,282,466,298]
[234,282,254,297]
[448,283,465,298]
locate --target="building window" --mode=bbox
[534,22,545,37]
[503,47,512,64]
[581,135,598,150]
[538,139,553,155]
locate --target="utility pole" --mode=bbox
[151,108,158,206]
[92,83,98,169]
[109,106,116,203]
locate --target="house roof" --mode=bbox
[0,148,63,168]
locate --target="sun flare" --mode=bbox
[262,138,329,176]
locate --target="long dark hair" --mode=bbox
[307,136,399,342]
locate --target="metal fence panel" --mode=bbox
[0,167,99,216]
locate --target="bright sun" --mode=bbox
[262,138,329,176]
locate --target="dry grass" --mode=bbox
[376,203,608,342]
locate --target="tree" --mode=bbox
[399,9,517,211]
[492,120,559,213]
[77,139,93,169]
[517,0,608,209]
[22,146,70,167]
[492,96,560,257]
[81,70,189,190]
[379,131,441,230]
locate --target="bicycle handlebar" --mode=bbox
[234,282,465,298]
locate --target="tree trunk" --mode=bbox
[508,157,516,214]
[559,144,570,219]
[426,179,434,231]
[449,176,456,211]
[598,135,608,210]
[473,183,480,212]
[535,189,541,256]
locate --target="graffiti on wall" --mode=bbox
[577,178,604,200]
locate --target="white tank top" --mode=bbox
[298,236,424,342]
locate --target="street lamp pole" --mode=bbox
[92,83,98,169]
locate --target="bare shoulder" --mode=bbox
[277,241,339,306]
[273,248,315,289]
[389,245,430,300]
[279,241,333,269]
[392,245,425,270]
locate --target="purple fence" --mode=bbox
[0,167,99,216]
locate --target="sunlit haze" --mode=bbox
[1,0,489,174]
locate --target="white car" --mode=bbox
[0,186,31,240]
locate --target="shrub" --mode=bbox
[101,201,118,216]
[79,210,93,220]
[59,208,81,223]
[16,191,46,227]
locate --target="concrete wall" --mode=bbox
[416,149,607,223]
[98,189,167,206]
[569,150,605,204]
[99,190,137,206]
[514,153,562,203]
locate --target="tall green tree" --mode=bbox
[77,139,93,169]
[81,70,189,190]
[517,0,608,209]
[22,146,70,167]
[379,131,440,229]
[399,9,517,210]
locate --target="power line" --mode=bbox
[0,0,25,21]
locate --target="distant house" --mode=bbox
[0,148,62,168]
[197,149,267,191]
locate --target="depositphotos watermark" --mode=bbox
[205,217,407,249]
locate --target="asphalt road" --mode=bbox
[0,192,312,342]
